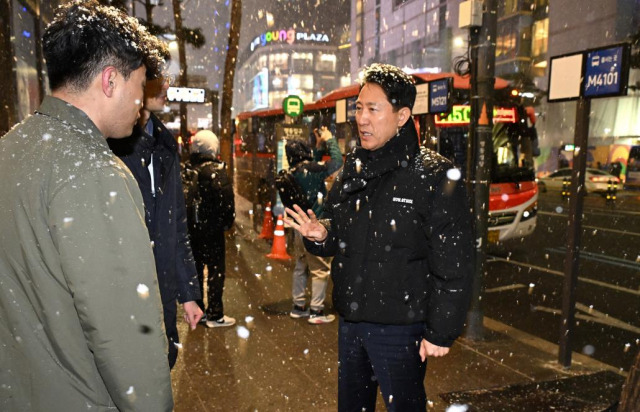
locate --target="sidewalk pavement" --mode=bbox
[171,193,627,411]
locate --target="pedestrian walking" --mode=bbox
[284,127,343,324]
[108,62,203,370]
[284,63,474,411]
[185,130,237,328]
[0,1,173,410]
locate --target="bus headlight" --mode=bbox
[521,201,537,221]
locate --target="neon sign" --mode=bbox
[250,29,330,51]
[434,105,517,126]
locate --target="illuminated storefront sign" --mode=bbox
[167,87,206,103]
[250,29,330,51]
[434,105,517,126]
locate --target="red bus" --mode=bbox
[234,72,539,242]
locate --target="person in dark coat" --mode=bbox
[284,63,474,411]
[285,128,343,324]
[108,74,203,370]
[187,130,236,328]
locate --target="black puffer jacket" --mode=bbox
[108,113,201,305]
[187,153,235,262]
[304,120,474,347]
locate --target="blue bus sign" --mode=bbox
[583,44,629,98]
[429,78,452,114]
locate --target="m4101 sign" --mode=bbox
[583,45,628,98]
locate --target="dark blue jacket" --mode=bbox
[108,113,201,305]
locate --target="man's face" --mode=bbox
[108,66,146,138]
[355,82,405,151]
[143,75,170,113]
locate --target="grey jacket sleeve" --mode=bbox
[49,167,173,411]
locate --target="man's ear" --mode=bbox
[102,66,117,97]
[397,107,411,127]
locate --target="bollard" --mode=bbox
[606,179,617,204]
[561,178,570,200]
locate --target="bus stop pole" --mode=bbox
[466,0,497,341]
[558,97,590,368]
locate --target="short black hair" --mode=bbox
[358,63,416,111]
[285,140,313,167]
[43,0,168,92]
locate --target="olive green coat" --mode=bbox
[0,97,173,411]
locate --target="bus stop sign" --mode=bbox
[584,45,628,98]
[283,95,304,117]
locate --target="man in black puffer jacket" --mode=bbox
[284,63,474,412]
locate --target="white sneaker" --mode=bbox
[206,315,236,328]
[307,310,335,325]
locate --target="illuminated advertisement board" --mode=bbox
[434,105,517,126]
[250,29,330,51]
[252,69,269,109]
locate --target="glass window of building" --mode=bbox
[316,53,336,72]
[269,53,289,71]
[532,18,548,58]
[504,0,518,15]
[288,74,314,93]
[258,55,267,69]
[496,29,517,59]
[292,52,314,72]
[271,76,285,90]
[269,91,289,110]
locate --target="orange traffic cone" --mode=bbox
[266,215,291,260]
[258,202,274,240]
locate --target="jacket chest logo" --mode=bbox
[392,197,413,204]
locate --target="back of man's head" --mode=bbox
[359,63,416,112]
[43,0,167,92]
[285,140,313,167]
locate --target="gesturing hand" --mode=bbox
[283,204,328,243]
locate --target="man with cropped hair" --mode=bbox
[0,1,173,410]
[285,63,474,411]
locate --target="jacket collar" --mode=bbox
[36,96,104,141]
[341,120,419,193]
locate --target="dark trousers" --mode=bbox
[338,318,427,412]
[194,253,226,320]
[163,299,179,369]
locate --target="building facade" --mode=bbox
[233,0,351,112]
[350,0,640,180]
[1,0,61,135]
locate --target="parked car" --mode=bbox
[537,168,620,194]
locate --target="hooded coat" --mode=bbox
[304,120,474,347]
[0,96,173,411]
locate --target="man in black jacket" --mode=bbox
[186,130,236,328]
[284,63,474,411]
[108,72,202,369]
